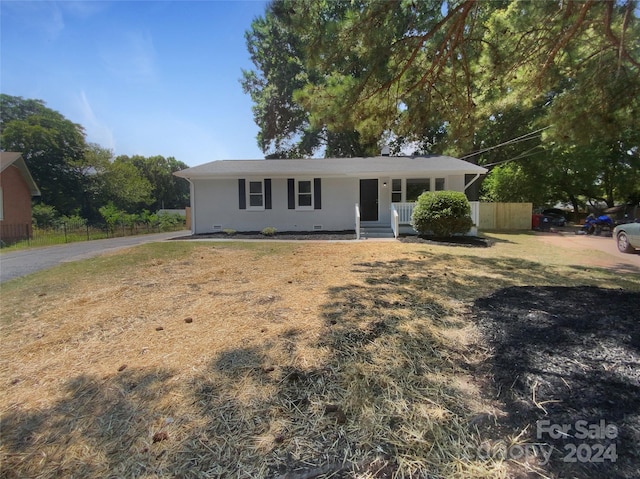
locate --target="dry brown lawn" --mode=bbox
[1,237,638,478]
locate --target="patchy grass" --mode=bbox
[1,236,638,478]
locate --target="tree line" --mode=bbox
[0,94,189,225]
[241,0,640,212]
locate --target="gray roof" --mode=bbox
[175,155,487,179]
[0,152,41,196]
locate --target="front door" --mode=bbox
[360,179,378,221]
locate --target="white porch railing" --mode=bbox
[391,201,481,235]
[469,201,480,235]
[392,202,416,224]
[391,206,400,238]
[355,203,361,240]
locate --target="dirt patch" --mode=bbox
[471,286,640,478]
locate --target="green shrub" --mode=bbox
[157,212,185,231]
[223,229,237,236]
[57,215,87,228]
[261,227,277,236]
[32,204,59,228]
[411,191,473,237]
[99,203,125,232]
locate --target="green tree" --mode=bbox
[100,158,153,212]
[241,0,379,158]
[246,0,639,209]
[0,94,88,215]
[115,155,190,210]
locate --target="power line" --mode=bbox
[459,126,552,161]
[483,144,545,168]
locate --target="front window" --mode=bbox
[435,178,445,191]
[298,180,313,208]
[392,179,402,202]
[406,178,430,201]
[248,181,264,208]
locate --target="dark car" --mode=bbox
[540,208,567,227]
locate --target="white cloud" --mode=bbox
[59,1,110,19]
[1,1,109,40]
[1,1,65,39]
[75,90,115,150]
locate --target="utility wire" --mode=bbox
[482,144,545,168]
[459,125,552,161]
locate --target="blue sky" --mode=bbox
[1,0,269,167]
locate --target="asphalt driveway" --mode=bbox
[0,230,190,283]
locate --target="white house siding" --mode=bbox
[191,177,357,234]
[447,174,465,192]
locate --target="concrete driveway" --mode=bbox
[0,230,190,283]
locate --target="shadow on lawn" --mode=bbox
[472,286,640,479]
[0,369,178,478]
[2,254,639,478]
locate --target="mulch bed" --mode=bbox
[176,231,494,247]
[174,231,358,241]
[398,234,493,247]
[470,285,640,478]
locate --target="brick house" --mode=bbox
[0,152,41,245]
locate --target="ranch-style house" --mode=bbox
[174,155,487,238]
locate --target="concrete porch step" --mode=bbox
[359,226,395,239]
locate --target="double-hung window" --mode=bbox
[288,178,321,210]
[239,178,271,210]
[435,178,446,191]
[391,179,402,202]
[296,180,313,209]
[248,180,264,209]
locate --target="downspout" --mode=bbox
[464,173,482,236]
[464,173,481,192]
[187,178,195,235]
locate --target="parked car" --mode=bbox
[604,203,640,225]
[613,221,640,253]
[538,208,567,227]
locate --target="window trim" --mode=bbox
[391,178,402,203]
[247,179,265,211]
[295,178,314,210]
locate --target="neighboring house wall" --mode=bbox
[0,165,34,242]
[0,165,32,224]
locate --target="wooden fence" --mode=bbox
[478,202,532,230]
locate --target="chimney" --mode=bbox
[380,145,390,156]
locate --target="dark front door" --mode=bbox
[360,179,378,221]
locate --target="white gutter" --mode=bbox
[465,173,482,190]
[187,179,196,235]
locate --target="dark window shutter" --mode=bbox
[314,178,322,210]
[264,179,272,209]
[238,179,246,210]
[287,179,295,209]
